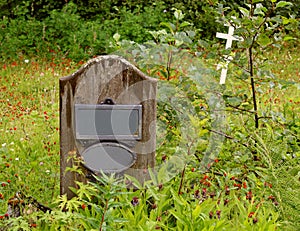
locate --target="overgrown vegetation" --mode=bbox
[1,0,299,61]
[0,0,299,230]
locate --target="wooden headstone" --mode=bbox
[59,55,157,198]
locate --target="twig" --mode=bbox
[178,164,186,195]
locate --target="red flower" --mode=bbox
[248,212,255,218]
[81,204,86,210]
[224,198,229,206]
[131,197,139,206]
[216,210,221,219]
[202,188,207,197]
[234,183,241,189]
[264,182,272,188]
[194,189,200,199]
[268,195,275,201]
[243,182,247,189]
[246,191,253,201]
[225,185,230,195]
[30,223,37,228]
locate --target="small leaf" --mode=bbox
[276,1,293,8]
[179,21,191,28]
[192,205,202,218]
[257,34,272,46]
[254,4,267,15]
[113,33,120,42]
[160,22,176,34]
[283,36,296,41]
[173,9,184,20]
[239,7,249,17]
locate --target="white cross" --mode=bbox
[216,25,243,84]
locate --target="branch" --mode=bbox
[227,103,257,114]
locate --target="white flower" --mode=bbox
[15,158,19,161]
[24,59,29,63]
[46,170,50,173]
[2,143,6,147]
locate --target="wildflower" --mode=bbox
[246,191,253,201]
[234,183,241,189]
[248,212,255,218]
[158,183,163,190]
[225,185,230,195]
[264,182,272,188]
[131,197,139,206]
[209,191,216,198]
[194,189,200,199]
[30,223,37,228]
[253,217,258,224]
[216,210,221,219]
[209,211,214,219]
[243,182,247,189]
[203,175,209,180]
[24,59,29,63]
[81,204,86,210]
[224,198,229,206]
[202,188,207,197]
[268,195,275,202]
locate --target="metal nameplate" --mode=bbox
[75,104,142,140]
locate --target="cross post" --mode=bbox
[216,24,243,84]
